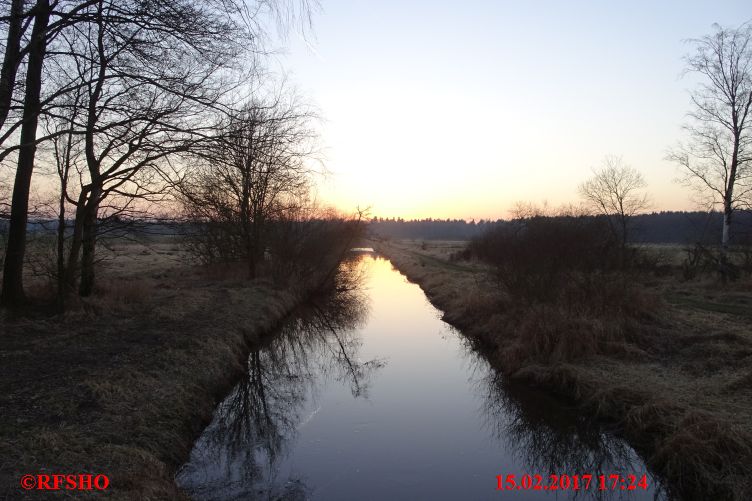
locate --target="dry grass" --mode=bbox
[0,240,316,499]
[374,237,752,500]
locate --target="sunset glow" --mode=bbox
[281,0,750,219]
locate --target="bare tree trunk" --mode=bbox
[64,191,87,289]
[56,177,67,311]
[76,2,106,298]
[720,206,732,281]
[721,134,740,282]
[1,0,51,307]
[79,187,101,297]
[0,0,24,133]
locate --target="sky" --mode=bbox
[275,0,751,220]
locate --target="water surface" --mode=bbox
[177,255,667,500]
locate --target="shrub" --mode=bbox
[468,215,619,303]
[465,210,658,368]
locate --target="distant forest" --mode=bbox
[4,210,752,246]
[368,211,752,245]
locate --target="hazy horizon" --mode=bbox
[276,0,751,220]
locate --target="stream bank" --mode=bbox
[374,238,752,501]
[177,253,665,500]
[0,247,343,499]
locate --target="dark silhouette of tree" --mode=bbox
[53,0,249,296]
[579,155,650,252]
[1,0,52,306]
[0,0,314,305]
[178,92,318,279]
[0,0,24,132]
[669,22,752,279]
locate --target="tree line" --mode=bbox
[369,211,752,245]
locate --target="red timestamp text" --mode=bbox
[495,473,648,492]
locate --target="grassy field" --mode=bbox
[0,240,320,499]
[374,238,752,501]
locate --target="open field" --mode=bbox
[374,238,752,501]
[0,240,320,499]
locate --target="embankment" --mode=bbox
[375,238,752,501]
[0,257,338,499]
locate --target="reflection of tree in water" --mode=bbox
[177,258,384,500]
[463,346,669,501]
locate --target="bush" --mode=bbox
[468,215,620,303]
[265,214,365,286]
[465,211,658,369]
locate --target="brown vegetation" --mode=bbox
[374,236,752,500]
[0,225,359,498]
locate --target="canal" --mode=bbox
[176,254,666,500]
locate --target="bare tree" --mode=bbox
[48,92,81,308]
[0,0,315,305]
[668,22,752,278]
[0,0,25,132]
[1,0,52,306]
[578,155,650,250]
[179,92,318,279]
[54,0,247,296]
